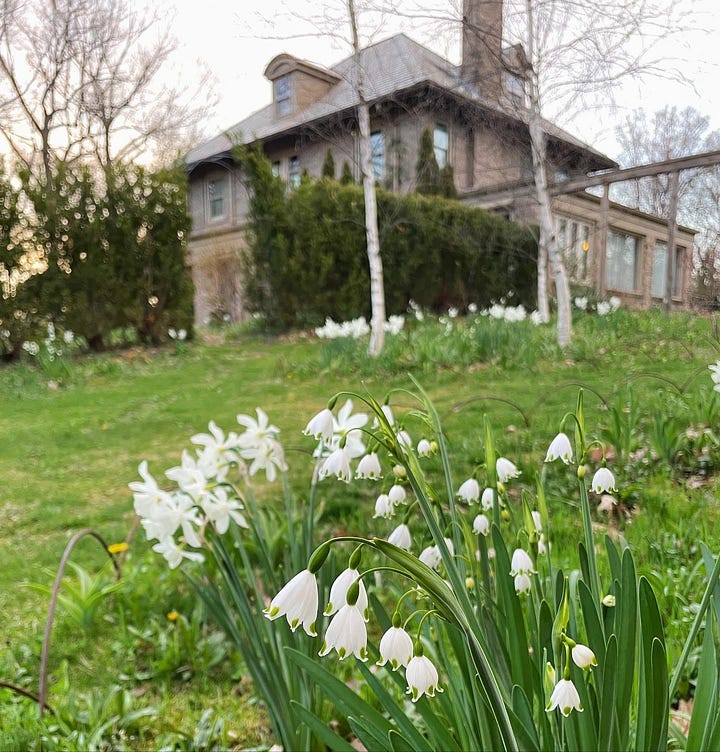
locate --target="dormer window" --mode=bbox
[275,76,292,116]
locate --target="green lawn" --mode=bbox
[1,309,719,747]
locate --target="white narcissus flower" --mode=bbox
[406,654,443,702]
[191,420,240,466]
[388,523,411,551]
[416,439,432,457]
[387,484,407,506]
[591,467,616,494]
[709,360,720,390]
[496,457,521,483]
[457,478,480,504]
[325,568,368,617]
[130,460,172,518]
[165,450,208,501]
[510,548,535,576]
[572,644,598,670]
[473,513,490,536]
[303,408,335,445]
[319,446,352,482]
[514,573,532,595]
[264,569,319,636]
[355,452,382,480]
[374,493,393,518]
[545,432,573,464]
[546,678,583,717]
[481,487,495,511]
[319,603,368,661]
[200,486,247,534]
[152,537,204,569]
[377,626,413,669]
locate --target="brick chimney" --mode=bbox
[461,0,503,100]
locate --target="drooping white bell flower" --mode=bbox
[545,432,573,464]
[509,548,535,576]
[396,430,413,449]
[546,678,583,716]
[325,567,368,618]
[457,478,480,504]
[387,484,407,506]
[571,644,598,670]
[481,487,495,511]
[374,493,394,518]
[318,602,368,661]
[496,457,521,483]
[303,408,335,445]
[406,654,443,702]
[264,569,319,636]
[514,573,532,595]
[388,523,411,551]
[319,446,352,482]
[355,452,382,480]
[419,545,442,570]
[590,467,616,494]
[531,510,543,533]
[473,513,490,536]
[416,439,432,457]
[377,626,413,670]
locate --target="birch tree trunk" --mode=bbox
[348,0,386,356]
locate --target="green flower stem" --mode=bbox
[578,474,601,604]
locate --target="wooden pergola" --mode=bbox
[462,149,720,309]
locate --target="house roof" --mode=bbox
[186,33,616,171]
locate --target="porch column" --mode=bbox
[664,170,679,311]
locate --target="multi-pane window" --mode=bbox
[557,217,591,281]
[370,131,385,181]
[605,230,639,292]
[651,241,684,298]
[207,177,227,220]
[288,156,301,188]
[433,124,449,168]
[275,76,292,117]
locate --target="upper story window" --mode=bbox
[556,216,591,281]
[606,229,640,293]
[370,131,385,181]
[288,156,301,188]
[504,72,525,106]
[651,241,684,298]
[433,124,449,168]
[275,76,292,117]
[207,176,227,220]
[272,161,281,178]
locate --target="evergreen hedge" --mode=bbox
[239,148,538,329]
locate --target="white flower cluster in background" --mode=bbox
[314,315,405,340]
[21,322,75,361]
[130,409,287,568]
[574,295,621,316]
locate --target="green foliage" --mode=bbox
[322,148,336,179]
[240,151,537,329]
[439,163,457,198]
[340,161,354,185]
[415,128,441,195]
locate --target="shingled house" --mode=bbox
[185,1,695,325]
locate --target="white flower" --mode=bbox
[333,399,368,459]
[545,432,573,464]
[481,487,495,511]
[152,537,204,569]
[373,493,394,518]
[319,446,352,482]
[496,457,520,482]
[303,408,335,445]
[191,421,240,467]
[514,573,532,595]
[510,548,535,576]
[609,296,621,311]
[200,486,248,534]
[530,310,544,325]
[356,452,382,480]
[597,301,611,316]
[387,484,407,506]
[572,644,597,670]
[468,302,478,314]
[590,467,616,494]
[416,439,432,457]
[396,430,413,449]
[546,678,583,716]
[419,545,441,569]
[377,626,413,669]
[384,315,405,336]
[236,408,287,481]
[325,568,368,617]
[531,510,543,533]
[319,603,368,660]
[165,450,209,501]
[388,523,411,551]
[457,478,480,504]
[264,569,319,636]
[130,460,172,518]
[473,513,490,536]
[406,654,443,701]
[237,407,280,447]
[574,296,588,311]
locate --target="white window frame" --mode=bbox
[275,76,292,117]
[605,229,640,293]
[433,124,449,168]
[206,175,228,222]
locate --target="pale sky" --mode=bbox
[157,0,720,161]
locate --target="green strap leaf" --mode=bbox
[685,608,718,752]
